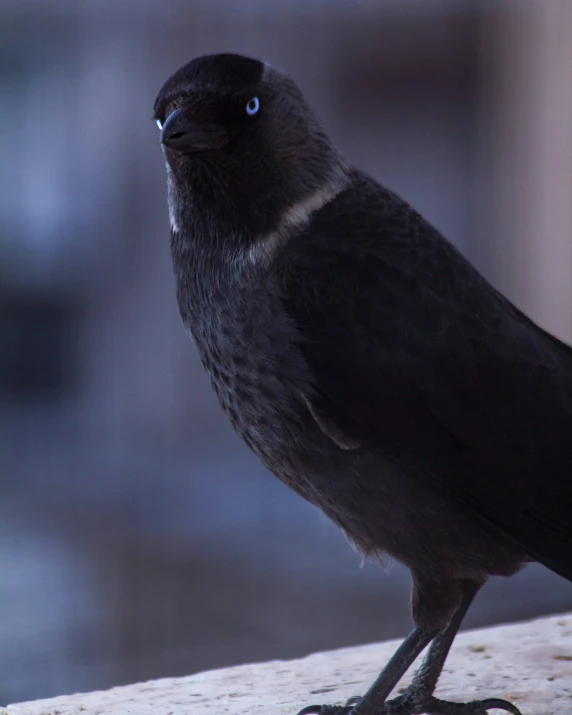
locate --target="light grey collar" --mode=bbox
[246,170,349,267]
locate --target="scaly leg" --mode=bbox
[296,581,522,715]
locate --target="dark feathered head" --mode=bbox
[153,53,346,244]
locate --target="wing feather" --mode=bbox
[277,172,572,582]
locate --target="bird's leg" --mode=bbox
[390,580,478,708]
[295,579,523,715]
[296,625,438,715]
[380,582,523,715]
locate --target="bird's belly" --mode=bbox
[195,325,526,581]
[209,364,316,487]
[199,342,348,506]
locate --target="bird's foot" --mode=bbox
[383,692,522,715]
[297,697,362,715]
[295,693,523,715]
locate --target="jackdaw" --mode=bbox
[153,53,572,715]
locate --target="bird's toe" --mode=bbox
[295,694,522,715]
[380,695,523,715]
[296,704,355,715]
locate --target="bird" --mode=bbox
[153,52,572,715]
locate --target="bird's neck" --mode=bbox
[169,210,265,351]
[167,165,351,337]
[171,222,260,291]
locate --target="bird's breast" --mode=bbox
[176,261,313,474]
[173,248,364,514]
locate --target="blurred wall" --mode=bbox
[483,0,572,344]
[1,0,571,706]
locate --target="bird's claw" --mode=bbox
[296,697,363,715]
[296,706,352,715]
[407,696,523,715]
[295,694,522,715]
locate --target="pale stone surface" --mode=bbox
[4,613,572,715]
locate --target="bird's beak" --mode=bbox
[160,107,228,154]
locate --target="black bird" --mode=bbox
[153,53,572,715]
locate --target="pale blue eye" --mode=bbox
[246,97,260,116]
[156,119,162,130]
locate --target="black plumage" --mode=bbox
[153,53,572,715]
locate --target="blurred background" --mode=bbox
[1,0,572,706]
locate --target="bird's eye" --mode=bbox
[156,119,163,130]
[245,97,260,116]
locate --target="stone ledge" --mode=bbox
[4,613,571,715]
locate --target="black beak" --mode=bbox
[160,108,227,153]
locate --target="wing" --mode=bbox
[276,171,572,582]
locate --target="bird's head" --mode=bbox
[153,53,347,245]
